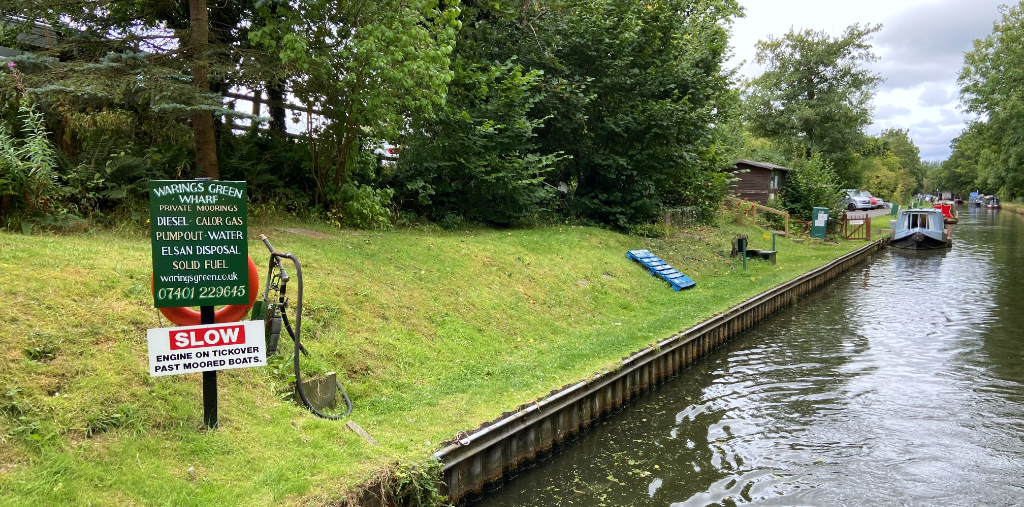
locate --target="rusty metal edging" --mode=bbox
[433,236,888,501]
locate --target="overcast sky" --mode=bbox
[727,0,1006,161]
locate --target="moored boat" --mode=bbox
[986,196,1001,209]
[890,208,952,249]
[935,203,959,224]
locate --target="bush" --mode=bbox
[753,197,787,230]
[781,154,845,221]
[628,221,669,238]
[396,61,561,226]
[0,100,61,228]
[330,183,394,231]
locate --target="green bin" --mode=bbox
[811,207,829,239]
[889,204,900,216]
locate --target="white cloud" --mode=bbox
[876,103,913,119]
[728,0,1003,161]
[873,0,1003,92]
[918,83,954,107]
[937,107,966,126]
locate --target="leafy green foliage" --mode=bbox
[379,458,450,507]
[335,183,395,231]
[758,197,788,230]
[859,152,911,204]
[535,0,742,227]
[855,128,923,204]
[2,0,751,231]
[0,100,60,224]
[958,3,1024,197]
[744,24,882,185]
[627,221,669,238]
[877,128,925,192]
[250,0,461,202]
[217,132,318,212]
[398,59,562,225]
[929,123,992,195]
[780,153,845,221]
[733,131,791,167]
[0,0,318,221]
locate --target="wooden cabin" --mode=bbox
[728,160,790,204]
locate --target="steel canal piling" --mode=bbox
[434,236,889,503]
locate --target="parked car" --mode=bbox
[857,190,884,209]
[840,189,873,211]
[373,141,400,166]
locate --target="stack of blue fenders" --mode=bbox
[626,249,697,291]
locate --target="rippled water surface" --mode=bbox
[474,206,1024,507]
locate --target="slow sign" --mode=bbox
[147,321,266,377]
[149,180,248,308]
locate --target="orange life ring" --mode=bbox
[151,255,260,326]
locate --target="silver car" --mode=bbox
[840,189,873,211]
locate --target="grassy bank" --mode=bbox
[0,215,863,506]
[871,209,898,232]
[1001,200,1024,215]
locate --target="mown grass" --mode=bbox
[0,213,863,506]
[871,209,899,233]
[1001,200,1024,216]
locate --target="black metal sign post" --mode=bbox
[201,305,217,428]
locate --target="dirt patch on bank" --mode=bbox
[276,228,335,238]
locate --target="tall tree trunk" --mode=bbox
[249,87,262,133]
[190,0,219,180]
[267,83,286,132]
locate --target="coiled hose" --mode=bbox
[262,237,352,419]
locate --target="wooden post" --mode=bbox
[784,211,789,237]
[190,0,219,179]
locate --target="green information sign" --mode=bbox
[149,180,249,308]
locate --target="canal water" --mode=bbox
[474,206,1024,506]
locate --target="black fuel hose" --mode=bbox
[281,311,310,357]
[261,234,353,420]
[281,308,352,416]
[273,251,353,419]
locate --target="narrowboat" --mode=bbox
[934,203,958,224]
[890,208,952,250]
[986,196,1001,209]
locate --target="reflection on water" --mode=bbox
[474,207,1024,507]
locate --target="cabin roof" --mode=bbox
[734,159,791,172]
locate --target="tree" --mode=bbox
[780,153,844,221]
[1,0,281,181]
[878,128,924,193]
[859,152,912,204]
[959,2,1024,197]
[395,0,743,227]
[394,0,566,225]
[853,128,922,203]
[744,24,883,185]
[250,0,461,205]
[190,0,218,178]
[535,0,743,226]
[930,122,993,195]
